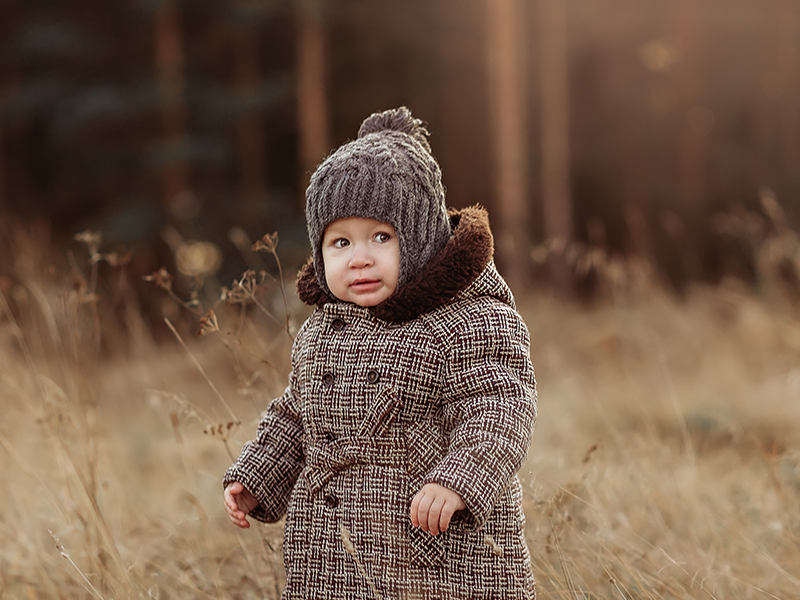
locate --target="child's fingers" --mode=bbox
[224,499,250,528]
[410,484,467,535]
[223,483,241,511]
[225,502,244,520]
[227,511,250,528]
[224,498,242,520]
[438,500,455,533]
[410,491,422,528]
[224,482,253,528]
[413,489,435,532]
[427,496,446,536]
[226,481,243,496]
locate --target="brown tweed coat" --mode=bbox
[224,205,537,599]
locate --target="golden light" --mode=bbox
[175,240,223,278]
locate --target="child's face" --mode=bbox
[321,217,400,307]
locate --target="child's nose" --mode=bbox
[349,244,374,268]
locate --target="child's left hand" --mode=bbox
[410,483,466,536]
[224,481,259,528]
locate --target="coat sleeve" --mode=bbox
[423,299,536,530]
[223,346,306,523]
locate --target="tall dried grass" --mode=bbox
[1,207,799,599]
[523,284,800,598]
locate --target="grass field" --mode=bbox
[1,231,799,599]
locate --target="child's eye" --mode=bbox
[374,232,392,243]
[332,238,350,249]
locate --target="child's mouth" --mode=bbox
[351,279,381,291]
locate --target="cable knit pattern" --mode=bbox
[224,206,537,599]
[305,107,451,294]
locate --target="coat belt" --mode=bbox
[303,433,448,568]
[303,435,408,494]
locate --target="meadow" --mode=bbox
[1,223,799,599]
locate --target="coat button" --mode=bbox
[366,370,379,384]
[331,318,346,332]
[322,372,335,387]
[325,432,336,442]
[324,494,339,509]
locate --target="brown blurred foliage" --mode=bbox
[0,0,798,293]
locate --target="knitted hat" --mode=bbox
[305,106,451,296]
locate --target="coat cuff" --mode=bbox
[223,445,302,523]
[423,446,515,530]
[222,391,305,523]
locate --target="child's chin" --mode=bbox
[351,292,390,307]
[352,298,382,308]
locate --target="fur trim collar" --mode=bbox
[296,205,494,323]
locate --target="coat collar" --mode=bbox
[296,205,494,323]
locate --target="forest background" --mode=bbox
[1,0,799,599]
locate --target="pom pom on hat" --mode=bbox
[357,106,432,153]
[305,107,451,298]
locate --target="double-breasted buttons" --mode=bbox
[366,370,380,384]
[324,494,339,509]
[331,318,346,332]
[322,372,335,387]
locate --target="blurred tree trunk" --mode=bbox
[296,0,331,197]
[673,0,704,280]
[155,0,190,210]
[0,122,5,216]
[434,1,488,210]
[233,14,267,217]
[775,0,800,177]
[539,0,574,295]
[484,0,529,292]
[674,1,704,204]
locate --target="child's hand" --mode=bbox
[224,481,259,528]
[410,483,466,536]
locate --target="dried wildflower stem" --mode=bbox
[199,310,251,389]
[48,530,108,600]
[0,292,61,406]
[261,534,285,599]
[483,534,504,557]
[183,493,227,599]
[549,520,578,600]
[248,295,284,330]
[66,249,102,355]
[0,290,49,402]
[231,327,279,373]
[165,318,236,420]
[164,318,237,460]
[340,526,382,600]
[147,389,215,428]
[4,289,131,594]
[143,267,204,317]
[236,534,270,600]
[252,233,293,339]
[267,246,292,340]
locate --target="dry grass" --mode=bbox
[522,285,800,599]
[1,219,799,599]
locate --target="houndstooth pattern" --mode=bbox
[225,263,537,599]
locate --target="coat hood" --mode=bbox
[297,205,511,323]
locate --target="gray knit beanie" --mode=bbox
[305,106,451,296]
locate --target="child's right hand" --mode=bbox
[224,481,259,528]
[410,483,466,536]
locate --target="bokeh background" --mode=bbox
[2,1,800,599]
[2,0,798,294]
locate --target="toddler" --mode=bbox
[224,106,537,599]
